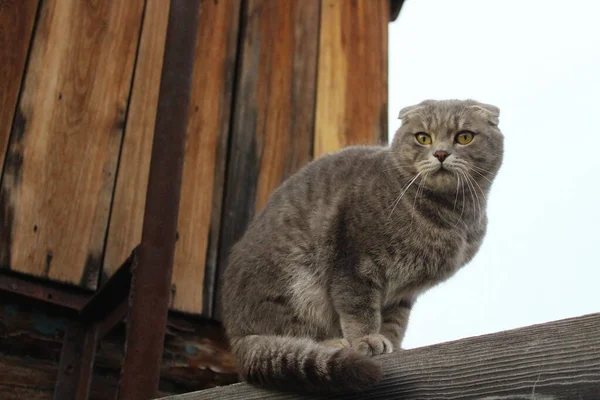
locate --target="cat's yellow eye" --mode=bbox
[415,133,432,145]
[455,131,474,145]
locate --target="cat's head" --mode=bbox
[390,99,504,193]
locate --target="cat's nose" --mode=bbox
[434,151,450,162]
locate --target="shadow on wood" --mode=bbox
[163,313,600,399]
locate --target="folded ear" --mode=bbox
[468,102,500,126]
[397,104,424,121]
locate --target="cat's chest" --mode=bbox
[380,230,473,301]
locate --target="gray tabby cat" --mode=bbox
[221,99,504,393]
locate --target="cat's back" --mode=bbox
[271,145,387,203]
[225,145,389,275]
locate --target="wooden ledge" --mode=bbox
[162,313,600,399]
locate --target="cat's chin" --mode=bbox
[426,170,459,192]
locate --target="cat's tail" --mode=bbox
[230,335,381,393]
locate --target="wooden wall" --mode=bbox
[0,0,390,317]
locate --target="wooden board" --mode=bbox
[165,313,600,400]
[0,0,145,288]
[171,0,242,315]
[0,0,39,173]
[102,0,170,281]
[214,0,321,319]
[315,0,389,157]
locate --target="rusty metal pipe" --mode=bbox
[117,0,201,398]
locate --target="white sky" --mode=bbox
[388,0,600,349]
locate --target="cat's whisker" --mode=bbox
[458,171,474,211]
[470,169,494,184]
[461,170,483,223]
[454,173,466,228]
[468,163,496,176]
[453,161,495,184]
[453,173,460,213]
[472,160,500,170]
[410,173,428,227]
[454,157,497,170]
[387,172,420,206]
[387,172,422,220]
[467,172,489,202]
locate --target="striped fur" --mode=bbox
[232,336,381,393]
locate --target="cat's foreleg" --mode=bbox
[379,299,413,351]
[331,277,393,357]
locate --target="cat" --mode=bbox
[220,99,504,393]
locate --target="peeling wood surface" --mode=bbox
[215,0,320,319]
[164,313,600,400]
[0,0,39,174]
[102,0,170,281]
[0,301,238,399]
[0,0,145,288]
[315,0,389,157]
[171,0,242,315]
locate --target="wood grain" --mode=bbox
[171,0,242,315]
[102,0,170,280]
[315,0,389,157]
[0,0,39,172]
[0,0,145,288]
[164,313,600,400]
[214,0,320,319]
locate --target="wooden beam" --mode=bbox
[0,300,238,399]
[162,313,600,399]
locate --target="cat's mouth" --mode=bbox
[434,164,452,174]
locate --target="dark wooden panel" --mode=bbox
[102,0,170,280]
[164,313,600,400]
[0,0,145,288]
[171,0,242,315]
[315,0,389,157]
[390,0,405,21]
[0,0,39,170]
[214,0,321,318]
[0,0,39,262]
[0,301,238,399]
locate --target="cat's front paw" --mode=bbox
[350,334,393,357]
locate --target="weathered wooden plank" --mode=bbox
[314,0,389,157]
[0,0,145,288]
[0,0,39,173]
[103,0,242,316]
[164,313,600,400]
[171,0,242,315]
[214,0,320,319]
[0,301,238,399]
[102,0,170,281]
